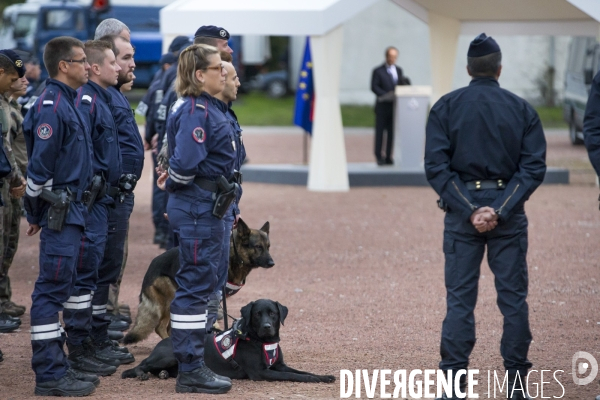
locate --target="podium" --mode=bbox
[393,85,432,169]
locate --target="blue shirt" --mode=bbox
[23,79,94,226]
[425,77,547,222]
[165,92,236,198]
[107,85,144,179]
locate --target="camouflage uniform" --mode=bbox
[0,95,25,311]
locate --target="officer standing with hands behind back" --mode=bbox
[425,33,546,400]
[23,36,97,397]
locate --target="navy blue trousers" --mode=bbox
[30,224,83,383]
[167,193,224,372]
[440,206,532,375]
[215,210,234,296]
[91,194,134,343]
[63,203,109,346]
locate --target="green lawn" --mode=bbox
[132,92,565,129]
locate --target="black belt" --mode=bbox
[465,179,506,190]
[107,186,120,198]
[67,190,92,203]
[194,177,218,193]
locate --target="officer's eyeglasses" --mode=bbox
[205,64,224,72]
[62,58,87,64]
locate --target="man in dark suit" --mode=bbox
[371,46,409,165]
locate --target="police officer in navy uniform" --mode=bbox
[157,43,235,394]
[23,36,98,397]
[584,57,600,182]
[425,34,546,400]
[88,34,144,346]
[63,40,135,379]
[210,52,246,318]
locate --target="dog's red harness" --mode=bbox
[262,343,280,367]
[225,281,244,298]
[214,328,240,360]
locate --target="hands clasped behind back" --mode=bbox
[470,206,498,233]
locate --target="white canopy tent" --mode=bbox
[391,0,600,102]
[161,0,600,191]
[160,0,381,192]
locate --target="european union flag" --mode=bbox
[293,37,314,135]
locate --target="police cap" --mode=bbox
[0,49,26,77]
[168,36,192,53]
[159,52,177,65]
[194,25,230,40]
[467,33,500,58]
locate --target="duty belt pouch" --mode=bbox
[86,174,106,211]
[40,189,71,232]
[212,176,239,219]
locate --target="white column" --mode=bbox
[308,25,349,192]
[428,12,461,103]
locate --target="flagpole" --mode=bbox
[303,130,308,165]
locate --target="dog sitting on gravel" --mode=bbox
[123,219,274,344]
[122,299,336,383]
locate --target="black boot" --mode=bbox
[0,313,20,333]
[66,368,100,388]
[507,374,532,400]
[105,314,130,331]
[108,330,124,341]
[92,339,135,365]
[34,372,96,397]
[176,365,232,394]
[67,341,117,376]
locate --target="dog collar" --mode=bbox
[263,343,280,368]
[225,281,244,298]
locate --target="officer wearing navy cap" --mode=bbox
[0,49,26,351]
[194,25,232,54]
[425,33,545,400]
[22,36,97,396]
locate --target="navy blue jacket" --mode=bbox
[137,69,164,145]
[226,106,246,216]
[23,79,93,226]
[424,77,547,222]
[584,70,600,175]
[165,93,236,198]
[76,80,123,190]
[107,85,144,179]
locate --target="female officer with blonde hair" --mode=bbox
[157,44,236,395]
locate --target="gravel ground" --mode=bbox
[0,128,599,399]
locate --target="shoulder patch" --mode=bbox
[171,98,186,114]
[37,123,53,140]
[43,100,54,106]
[192,127,206,143]
[136,101,148,116]
[196,103,205,110]
[81,95,92,104]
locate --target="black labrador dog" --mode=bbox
[122,299,335,383]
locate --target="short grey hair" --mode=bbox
[94,18,130,40]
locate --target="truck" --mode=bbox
[0,0,175,88]
[563,36,600,145]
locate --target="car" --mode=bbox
[247,70,289,98]
[563,36,600,145]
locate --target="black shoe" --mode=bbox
[34,372,96,397]
[176,365,232,394]
[93,340,135,365]
[507,374,532,400]
[0,312,21,324]
[66,368,100,388]
[0,316,20,333]
[376,158,386,166]
[109,340,129,353]
[385,158,394,165]
[108,330,124,341]
[67,342,117,377]
[105,314,130,331]
[117,313,132,324]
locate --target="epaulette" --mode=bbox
[196,103,205,110]
[37,89,60,113]
[81,94,93,104]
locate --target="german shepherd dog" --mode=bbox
[123,219,274,344]
[122,299,336,384]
